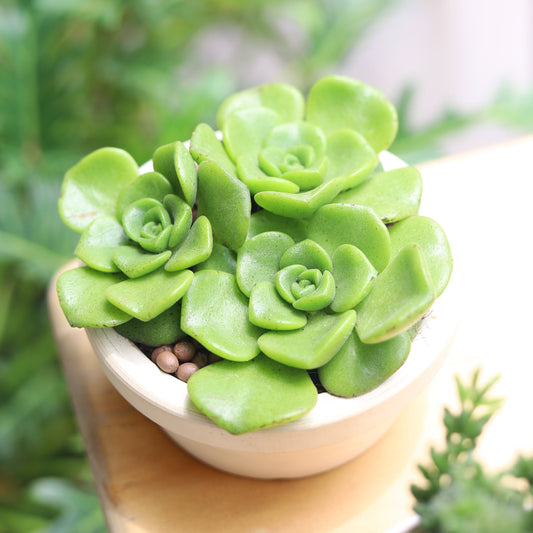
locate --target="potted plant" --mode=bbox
[388,370,533,533]
[54,75,454,478]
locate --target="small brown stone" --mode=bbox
[173,340,196,362]
[151,345,174,362]
[176,362,199,382]
[192,351,209,369]
[155,350,179,373]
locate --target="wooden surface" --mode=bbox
[48,136,533,533]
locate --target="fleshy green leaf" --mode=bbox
[236,155,300,195]
[236,231,294,297]
[306,75,398,153]
[279,239,332,271]
[308,203,391,272]
[334,166,423,223]
[152,141,198,206]
[356,244,435,343]
[330,244,376,312]
[249,281,307,330]
[164,194,193,249]
[59,147,138,232]
[181,270,263,361]
[189,123,237,177]
[165,215,213,271]
[115,303,185,347]
[248,210,308,241]
[389,215,453,297]
[265,122,326,158]
[324,129,378,189]
[105,268,193,322]
[112,245,171,278]
[187,354,317,434]
[194,243,236,275]
[319,330,411,397]
[254,176,345,219]
[217,82,305,129]
[197,160,251,251]
[280,165,324,190]
[258,310,356,369]
[57,267,131,327]
[75,215,129,272]
[116,171,173,220]
[222,107,280,162]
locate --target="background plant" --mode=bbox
[1,0,533,530]
[411,370,533,533]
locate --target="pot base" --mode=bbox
[162,417,395,479]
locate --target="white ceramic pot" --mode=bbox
[87,288,455,479]
[85,151,457,479]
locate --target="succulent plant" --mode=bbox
[56,75,452,434]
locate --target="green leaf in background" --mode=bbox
[29,478,107,533]
[0,180,78,283]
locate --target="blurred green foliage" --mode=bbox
[1,0,532,530]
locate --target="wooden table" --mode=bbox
[48,136,533,533]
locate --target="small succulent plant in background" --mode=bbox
[410,370,533,533]
[56,75,453,434]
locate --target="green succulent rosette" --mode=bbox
[56,75,453,435]
[190,75,398,220]
[57,142,212,346]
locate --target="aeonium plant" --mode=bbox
[56,75,452,434]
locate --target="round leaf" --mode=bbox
[334,166,423,223]
[115,303,185,347]
[105,268,193,322]
[259,310,356,369]
[187,354,317,434]
[308,204,391,272]
[181,270,263,361]
[389,215,453,297]
[355,244,435,344]
[319,331,411,397]
[222,107,280,162]
[324,129,378,190]
[75,216,129,272]
[217,83,305,129]
[306,76,398,153]
[56,267,131,328]
[59,147,138,232]
[249,281,307,330]
[112,245,171,279]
